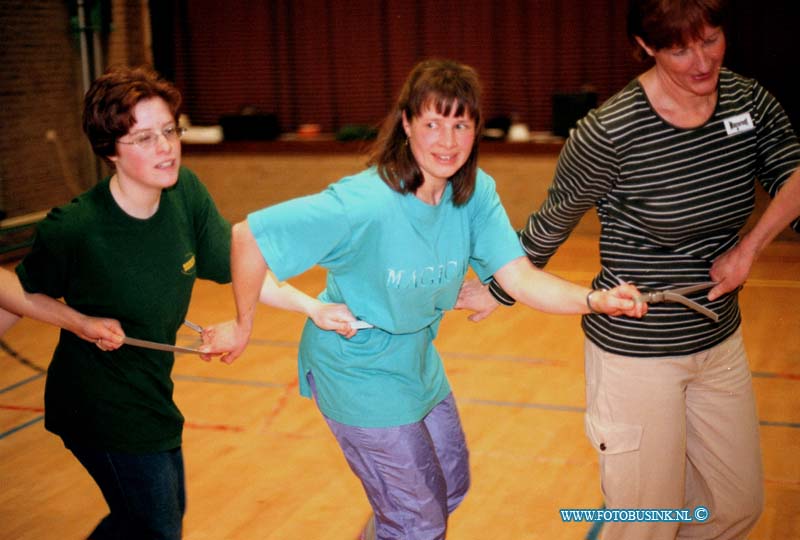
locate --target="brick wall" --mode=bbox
[0,1,93,218]
[0,0,152,220]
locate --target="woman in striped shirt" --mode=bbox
[456,1,800,539]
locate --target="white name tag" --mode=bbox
[723,112,754,135]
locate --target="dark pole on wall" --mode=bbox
[76,0,93,97]
[73,0,106,182]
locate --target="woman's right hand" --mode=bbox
[588,284,648,318]
[79,316,125,351]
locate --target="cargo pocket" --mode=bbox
[585,414,643,504]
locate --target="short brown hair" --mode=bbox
[627,0,729,61]
[83,65,181,165]
[368,59,483,206]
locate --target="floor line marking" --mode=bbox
[0,373,45,395]
[0,415,43,440]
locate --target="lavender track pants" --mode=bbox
[308,373,470,540]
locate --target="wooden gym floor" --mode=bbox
[1,153,798,539]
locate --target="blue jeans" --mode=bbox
[65,440,186,540]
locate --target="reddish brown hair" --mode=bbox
[83,65,181,165]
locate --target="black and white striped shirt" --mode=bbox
[491,69,800,357]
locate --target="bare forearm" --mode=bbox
[492,256,643,318]
[258,266,359,338]
[0,308,20,335]
[741,168,800,256]
[199,221,274,363]
[0,268,87,335]
[259,270,321,316]
[231,221,268,332]
[494,257,590,314]
[707,170,800,300]
[0,269,25,335]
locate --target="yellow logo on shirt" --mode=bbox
[182,253,196,275]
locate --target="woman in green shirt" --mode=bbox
[15,66,231,540]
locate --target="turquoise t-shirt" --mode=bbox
[247,167,523,427]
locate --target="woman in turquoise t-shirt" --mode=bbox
[204,59,645,539]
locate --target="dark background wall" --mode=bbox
[151,0,641,132]
[151,0,799,134]
[1,0,798,220]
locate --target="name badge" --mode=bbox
[723,112,754,136]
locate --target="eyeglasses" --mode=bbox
[117,125,187,148]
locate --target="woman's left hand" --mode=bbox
[708,242,755,300]
[454,278,500,322]
[199,319,251,364]
[309,302,359,339]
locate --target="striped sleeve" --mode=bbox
[750,82,800,231]
[519,108,619,266]
[488,92,624,305]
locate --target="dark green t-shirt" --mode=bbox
[16,167,231,453]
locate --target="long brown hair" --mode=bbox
[368,59,483,206]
